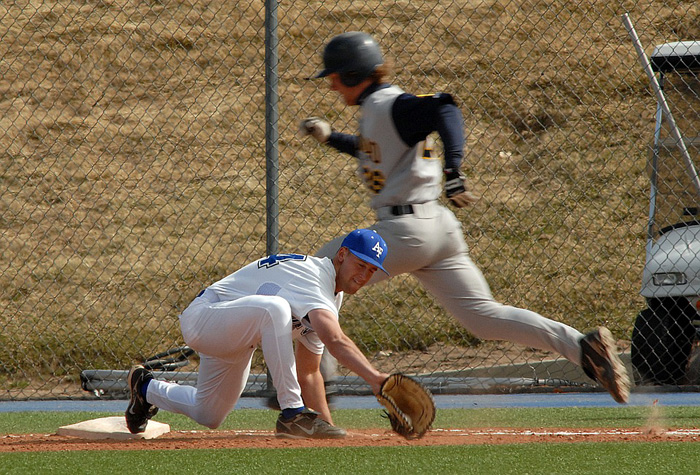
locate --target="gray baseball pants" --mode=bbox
[316,201,584,368]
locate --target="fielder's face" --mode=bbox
[335,248,378,294]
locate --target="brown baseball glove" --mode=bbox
[376,373,436,439]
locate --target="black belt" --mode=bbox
[391,205,414,216]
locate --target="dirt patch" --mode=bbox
[2,427,700,452]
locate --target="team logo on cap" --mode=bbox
[341,228,389,275]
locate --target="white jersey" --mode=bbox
[207,254,343,354]
[358,85,443,209]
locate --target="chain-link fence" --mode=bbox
[1,1,698,400]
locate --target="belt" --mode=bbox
[376,201,439,219]
[390,205,414,216]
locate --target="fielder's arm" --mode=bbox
[294,343,332,424]
[308,309,389,394]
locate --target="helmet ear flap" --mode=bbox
[340,70,362,87]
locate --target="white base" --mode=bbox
[57,416,170,440]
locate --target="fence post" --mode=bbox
[264,0,279,396]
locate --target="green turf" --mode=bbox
[3,443,700,475]
[3,406,700,474]
[2,406,700,434]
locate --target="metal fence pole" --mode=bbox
[264,0,279,395]
[265,0,280,256]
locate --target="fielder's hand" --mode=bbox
[376,373,436,440]
[298,117,331,143]
[444,168,478,208]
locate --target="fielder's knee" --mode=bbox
[260,296,292,328]
[192,409,227,429]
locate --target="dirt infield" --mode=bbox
[3,427,700,452]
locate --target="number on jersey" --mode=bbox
[258,253,307,268]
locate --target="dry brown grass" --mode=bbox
[0,0,699,396]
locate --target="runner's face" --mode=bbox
[328,73,361,106]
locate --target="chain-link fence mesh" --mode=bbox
[0,1,698,399]
[628,33,700,387]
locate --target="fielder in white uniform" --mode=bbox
[300,32,630,403]
[125,228,391,438]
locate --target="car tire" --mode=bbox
[631,296,697,385]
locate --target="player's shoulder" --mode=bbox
[410,92,457,105]
[391,92,458,119]
[309,255,335,273]
[281,254,334,276]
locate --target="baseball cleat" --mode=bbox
[275,408,347,439]
[125,365,158,434]
[580,327,631,404]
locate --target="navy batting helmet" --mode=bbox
[313,32,384,87]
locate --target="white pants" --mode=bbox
[317,202,584,365]
[146,292,303,429]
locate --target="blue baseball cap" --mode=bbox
[341,229,389,275]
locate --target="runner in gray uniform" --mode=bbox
[125,228,391,438]
[300,32,630,404]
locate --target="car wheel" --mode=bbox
[631,297,697,385]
